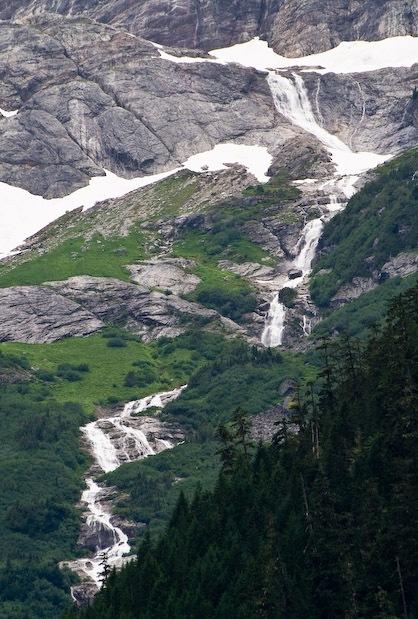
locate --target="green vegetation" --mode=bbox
[173,228,272,266]
[311,148,418,307]
[151,174,198,219]
[0,331,237,412]
[0,330,314,617]
[163,344,314,433]
[244,172,301,202]
[312,271,418,340]
[278,287,297,308]
[102,341,315,540]
[0,229,149,288]
[169,171,303,320]
[0,351,87,618]
[172,233,259,321]
[68,284,418,619]
[105,442,220,539]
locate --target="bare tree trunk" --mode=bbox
[396,556,408,619]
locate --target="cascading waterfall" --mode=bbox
[65,386,186,598]
[261,72,390,347]
[261,217,323,348]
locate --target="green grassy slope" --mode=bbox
[310,149,418,308]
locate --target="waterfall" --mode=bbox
[261,217,323,348]
[65,386,186,600]
[261,71,390,347]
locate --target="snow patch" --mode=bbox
[0,108,18,118]
[211,36,418,74]
[0,168,179,259]
[0,143,272,258]
[183,143,272,182]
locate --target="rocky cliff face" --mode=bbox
[0,17,280,196]
[0,13,417,198]
[3,0,417,56]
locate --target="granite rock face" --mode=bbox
[127,258,201,295]
[0,275,243,343]
[3,0,417,56]
[0,17,280,197]
[0,10,416,198]
[0,285,104,343]
[301,68,418,155]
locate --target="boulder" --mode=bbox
[288,268,303,280]
[128,258,200,295]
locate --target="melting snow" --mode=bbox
[0,143,273,258]
[0,108,18,118]
[211,36,418,74]
[0,169,179,259]
[183,143,272,182]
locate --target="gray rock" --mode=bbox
[250,405,297,443]
[302,68,418,155]
[46,275,242,341]
[379,252,418,279]
[331,277,377,307]
[128,258,200,295]
[218,260,276,279]
[93,415,185,466]
[279,378,297,397]
[4,0,417,56]
[0,12,415,199]
[0,17,278,197]
[0,285,103,343]
[288,268,303,280]
[0,274,243,344]
[330,253,418,309]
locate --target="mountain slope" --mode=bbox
[65,282,418,619]
[310,148,418,309]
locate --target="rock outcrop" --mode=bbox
[379,251,418,280]
[330,252,418,308]
[302,68,418,155]
[0,285,104,343]
[0,17,281,197]
[0,10,416,197]
[0,275,243,343]
[127,258,200,295]
[3,0,417,56]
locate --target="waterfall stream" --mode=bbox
[64,386,186,600]
[261,72,390,347]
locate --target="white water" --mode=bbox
[69,386,186,591]
[3,34,412,259]
[261,217,324,347]
[261,72,391,347]
[268,73,389,178]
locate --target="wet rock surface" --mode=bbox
[0,11,416,197]
[0,16,280,197]
[62,389,186,606]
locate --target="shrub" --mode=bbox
[195,287,257,322]
[37,370,56,382]
[279,287,297,308]
[56,364,83,382]
[107,337,127,348]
